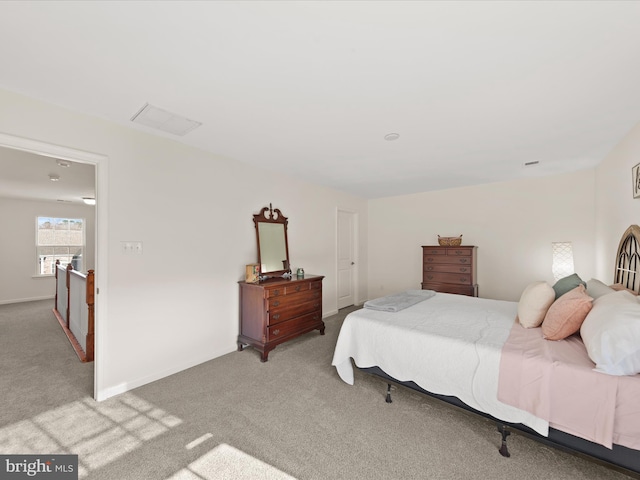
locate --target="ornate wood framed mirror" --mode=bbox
[253,204,291,279]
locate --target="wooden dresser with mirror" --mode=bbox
[238,204,324,362]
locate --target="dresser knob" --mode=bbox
[272,314,280,321]
[459,267,467,272]
[427,258,434,262]
[295,285,301,292]
[272,300,280,307]
[460,278,466,282]
[455,250,463,255]
[459,259,468,264]
[427,275,433,280]
[273,329,280,335]
[426,266,433,271]
[313,303,320,308]
[273,289,280,296]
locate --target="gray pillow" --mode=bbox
[586,278,616,299]
[552,273,586,299]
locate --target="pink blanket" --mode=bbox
[498,321,640,449]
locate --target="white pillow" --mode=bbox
[580,290,640,376]
[517,281,556,328]
[586,278,616,299]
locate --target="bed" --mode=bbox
[331,226,640,477]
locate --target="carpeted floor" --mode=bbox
[0,300,634,479]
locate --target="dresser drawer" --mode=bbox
[422,282,477,297]
[423,272,472,285]
[264,286,285,298]
[446,248,472,257]
[423,248,447,256]
[268,300,322,326]
[424,255,473,266]
[267,288,321,310]
[424,264,472,274]
[267,311,322,341]
[264,278,322,298]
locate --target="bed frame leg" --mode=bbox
[385,384,393,403]
[497,424,511,458]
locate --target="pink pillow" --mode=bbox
[541,284,593,341]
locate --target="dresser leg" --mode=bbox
[319,323,326,335]
[260,350,270,362]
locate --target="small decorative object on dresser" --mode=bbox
[421,245,478,296]
[245,264,259,283]
[437,235,463,246]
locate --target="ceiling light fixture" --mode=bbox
[57,160,71,168]
[82,197,96,206]
[49,174,60,182]
[131,103,202,136]
[384,133,400,141]
[524,161,540,166]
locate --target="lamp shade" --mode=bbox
[552,242,574,281]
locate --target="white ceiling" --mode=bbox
[1,1,639,199]
[0,148,95,205]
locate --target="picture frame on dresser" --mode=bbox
[421,245,478,296]
[245,263,259,283]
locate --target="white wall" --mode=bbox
[594,120,640,278]
[368,169,596,302]
[0,88,368,400]
[0,197,95,304]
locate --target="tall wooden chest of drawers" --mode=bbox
[421,246,478,297]
[238,274,324,362]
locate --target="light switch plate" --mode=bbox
[121,241,143,255]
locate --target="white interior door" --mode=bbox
[337,210,355,309]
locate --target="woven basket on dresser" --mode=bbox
[437,235,462,247]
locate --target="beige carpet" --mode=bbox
[166,444,296,480]
[0,300,635,479]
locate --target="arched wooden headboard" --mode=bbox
[614,224,640,293]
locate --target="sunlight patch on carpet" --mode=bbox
[0,392,182,478]
[166,443,297,480]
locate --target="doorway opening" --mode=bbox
[0,132,108,400]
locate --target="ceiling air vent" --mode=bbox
[131,103,202,136]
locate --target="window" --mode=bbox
[36,217,85,275]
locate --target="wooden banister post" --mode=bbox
[86,270,95,362]
[66,263,73,328]
[54,259,60,311]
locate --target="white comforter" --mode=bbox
[331,292,549,436]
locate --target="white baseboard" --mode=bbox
[0,295,54,305]
[95,345,237,402]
